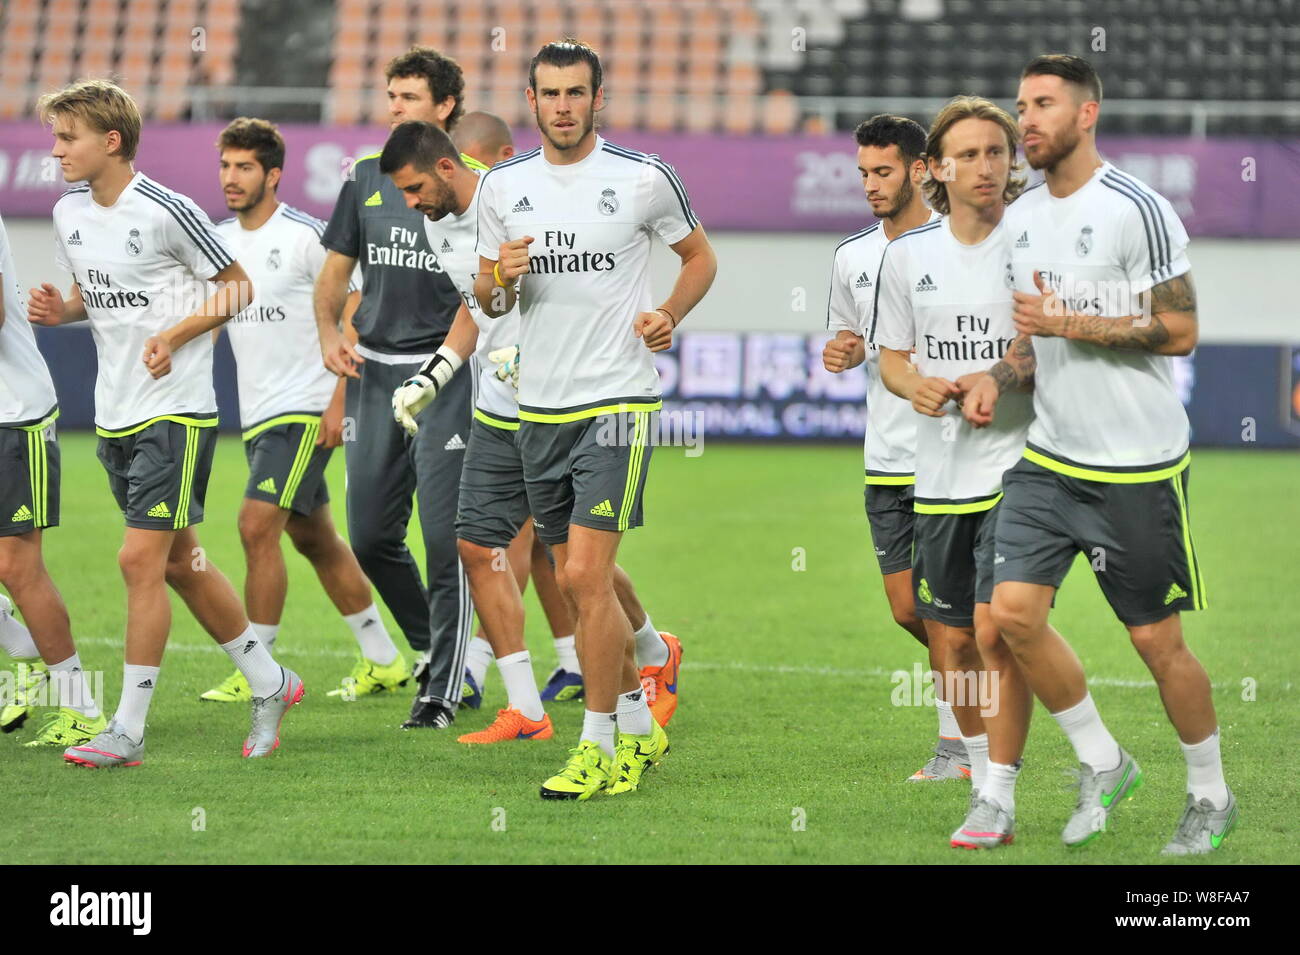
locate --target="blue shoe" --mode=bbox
[459,668,483,710]
[540,667,584,703]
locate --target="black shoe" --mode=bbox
[401,698,455,730]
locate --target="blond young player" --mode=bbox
[29,80,302,767]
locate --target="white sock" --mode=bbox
[250,622,279,650]
[553,634,580,673]
[962,732,989,791]
[219,627,284,698]
[633,615,669,668]
[1181,729,1230,809]
[616,687,654,737]
[343,604,398,665]
[0,603,38,658]
[1052,693,1122,770]
[982,760,1022,813]
[497,650,543,721]
[936,697,960,741]
[49,653,100,718]
[113,663,158,739]
[466,636,494,688]
[582,709,616,758]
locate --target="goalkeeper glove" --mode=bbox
[488,345,520,395]
[392,345,463,436]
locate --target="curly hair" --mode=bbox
[217,117,285,175]
[386,46,465,131]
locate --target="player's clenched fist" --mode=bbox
[142,335,172,379]
[822,334,864,373]
[911,376,960,417]
[497,236,534,281]
[632,309,674,352]
[958,373,999,428]
[27,282,66,326]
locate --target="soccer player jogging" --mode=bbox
[821,115,968,782]
[962,55,1233,854]
[0,212,105,748]
[314,47,476,730]
[474,40,716,798]
[29,80,302,768]
[873,97,1035,848]
[196,117,407,703]
[382,118,686,742]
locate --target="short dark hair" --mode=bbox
[216,117,285,177]
[854,114,926,167]
[529,38,602,92]
[386,46,466,130]
[378,120,463,176]
[1022,54,1103,104]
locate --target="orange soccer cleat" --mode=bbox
[639,632,682,728]
[457,707,554,744]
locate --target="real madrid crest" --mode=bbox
[597,187,619,215]
[1004,260,1015,289]
[1076,225,1093,257]
[125,228,142,256]
[267,247,282,270]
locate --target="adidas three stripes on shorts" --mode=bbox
[242,415,332,517]
[0,415,61,537]
[95,416,218,531]
[517,410,656,546]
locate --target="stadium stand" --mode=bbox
[0,0,1295,133]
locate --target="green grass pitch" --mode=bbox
[1,435,1296,864]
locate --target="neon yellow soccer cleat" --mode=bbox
[606,722,671,796]
[540,741,614,800]
[199,669,251,703]
[326,653,412,699]
[23,707,107,748]
[1,658,49,732]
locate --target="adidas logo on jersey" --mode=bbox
[146,501,172,519]
[364,190,383,206]
[439,238,452,253]
[444,433,465,450]
[854,271,872,289]
[67,230,82,246]
[1164,582,1188,605]
[11,504,33,522]
[257,477,277,494]
[512,196,534,213]
[915,274,937,292]
[1015,231,1030,248]
[589,499,616,517]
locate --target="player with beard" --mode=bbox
[382,118,688,741]
[821,115,965,782]
[474,40,717,798]
[314,47,478,730]
[962,55,1232,853]
[198,118,402,703]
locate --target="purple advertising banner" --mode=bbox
[2,121,1298,236]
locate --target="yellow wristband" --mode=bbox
[493,262,507,288]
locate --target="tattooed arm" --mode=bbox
[1014,271,1199,357]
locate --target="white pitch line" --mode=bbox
[71,637,1280,691]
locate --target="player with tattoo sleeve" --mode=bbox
[962,55,1234,855]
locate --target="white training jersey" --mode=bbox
[51,171,235,433]
[215,203,339,429]
[423,172,519,423]
[872,216,1033,509]
[1005,162,1192,473]
[0,213,58,426]
[475,135,698,420]
[826,211,939,481]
